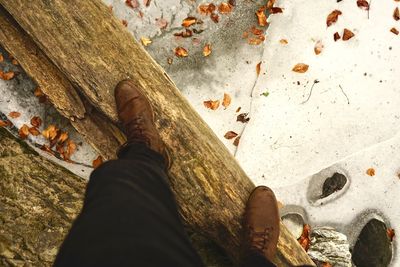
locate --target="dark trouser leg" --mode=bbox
[54,143,204,267]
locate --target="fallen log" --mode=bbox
[0,1,314,265]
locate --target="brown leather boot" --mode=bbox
[114,79,170,169]
[242,186,280,263]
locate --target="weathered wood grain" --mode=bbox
[0,1,315,265]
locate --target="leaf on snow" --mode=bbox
[292,63,309,73]
[222,93,231,109]
[203,44,212,57]
[28,127,40,136]
[19,124,29,139]
[357,0,369,10]
[237,113,250,123]
[366,167,375,176]
[270,7,283,14]
[218,3,233,14]
[224,131,238,139]
[140,37,152,46]
[342,28,355,41]
[326,10,342,27]
[198,3,216,15]
[203,100,220,110]
[314,40,324,55]
[256,62,262,76]
[125,0,139,9]
[175,47,189,57]
[394,7,400,21]
[387,228,395,242]
[8,111,21,119]
[334,32,341,41]
[256,8,268,27]
[391,27,399,35]
[182,17,197,27]
[233,135,241,146]
[31,116,42,128]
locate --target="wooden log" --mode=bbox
[0,1,315,265]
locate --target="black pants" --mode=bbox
[54,144,275,267]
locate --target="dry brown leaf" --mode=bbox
[326,10,342,27]
[248,35,265,45]
[0,120,9,127]
[175,47,189,57]
[251,26,264,36]
[334,32,341,41]
[0,70,15,80]
[280,39,288,44]
[34,87,44,97]
[8,111,21,119]
[266,0,276,9]
[198,3,216,15]
[155,18,168,29]
[256,8,268,27]
[19,124,29,139]
[387,228,395,241]
[314,40,324,55]
[210,13,219,23]
[357,0,369,10]
[30,116,42,128]
[222,93,231,108]
[174,29,193,38]
[233,135,241,146]
[58,132,69,144]
[203,100,220,110]
[203,44,212,57]
[342,28,355,41]
[391,27,399,35]
[140,37,152,46]
[93,155,104,169]
[182,17,197,27]
[0,53,3,62]
[298,224,311,252]
[236,107,241,113]
[256,62,262,76]
[125,0,139,9]
[237,113,250,123]
[366,167,375,176]
[218,3,233,14]
[143,0,151,7]
[42,125,58,140]
[270,7,283,14]
[122,19,128,27]
[65,140,77,160]
[292,63,309,73]
[28,127,40,136]
[224,131,238,139]
[394,7,400,21]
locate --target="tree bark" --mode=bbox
[0,1,314,265]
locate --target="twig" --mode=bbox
[339,85,350,104]
[301,79,319,104]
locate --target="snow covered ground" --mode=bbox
[1,0,399,265]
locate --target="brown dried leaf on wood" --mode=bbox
[314,40,324,55]
[387,228,395,241]
[342,28,355,41]
[203,44,212,57]
[366,167,375,176]
[218,3,233,14]
[280,39,288,44]
[326,10,342,27]
[203,100,220,110]
[198,3,216,15]
[222,93,231,109]
[233,135,241,146]
[0,70,15,80]
[182,17,197,27]
[256,8,268,27]
[175,47,188,57]
[42,125,58,140]
[8,111,21,119]
[256,62,261,76]
[224,131,238,139]
[28,127,40,136]
[391,27,399,35]
[270,7,283,14]
[298,224,311,252]
[19,124,29,139]
[155,18,168,29]
[93,155,104,169]
[237,113,250,123]
[357,0,370,10]
[174,29,193,38]
[334,32,341,41]
[292,63,309,73]
[125,0,139,9]
[394,7,400,21]
[141,37,152,46]
[30,116,42,127]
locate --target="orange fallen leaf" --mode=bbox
[270,7,283,14]
[222,93,231,109]
[58,132,69,144]
[218,3,233,14]
[326,10,342,27]
[298,224,311,252]
[256,62,262,76]
[140,37,152,46]
[42,125,58,140]
[357,0,369,10]
[125,0,139,9]
[248,35,265,45]
[28,127,40,136]
[366,168,375,176]
[280,39,288,44]
[391,27,399,35]
[0,70,15,80]
[203,100,220,110]
[93,155,104,169]
[292,63,309,73]
[174,29,193,38]
[266,0,276,9]
[19,124,29,139]
[30,116,42,128]
[342,28,355,41]
[334,32,341,41]
[394,7,400,21]
[198,3,216,15]
[314,40,324,55]
[251,26,264,36]
[256,8,268,27]
[0,53,3,62]
[233,135,241,146]
[387,228,395,241]
[8,111,21,119]
[0,120,9,127]
[175,47,188,57]
[210,13,219,23]
[203,44,212,57]
[224,131,238,139]
[182,17,197,27]
[64,140,77,160]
